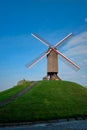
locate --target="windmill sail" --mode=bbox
[26,32,80,80]
[26,51,50,68]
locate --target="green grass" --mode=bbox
[0,80,87,123]
[0,81,31,101]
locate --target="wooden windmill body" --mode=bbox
[26,33,80,80]
[47,49,59,80]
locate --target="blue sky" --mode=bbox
[0,0,87,91]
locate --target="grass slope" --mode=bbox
[0,80,87,123]
[0,81,30,101]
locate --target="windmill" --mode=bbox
[26,33,80,80]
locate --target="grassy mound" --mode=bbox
[0,81,30,101]
[0,80,87,123]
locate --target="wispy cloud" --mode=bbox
[59,31,87,86]
[65,45,87,57]
[64,31,87,66]
[85,18,87,22]
[63,31,87,56]
[64,31,87,49]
